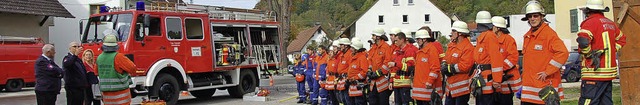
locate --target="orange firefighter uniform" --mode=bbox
[325,56,338,90]
[348,52,368,97]
[472,31,505,94]
[521,22,568,104]
[498,33,521,94]
[443,37,475,97]
[368,40,393,92]
[411,42,443,101]
[337,50,352,91]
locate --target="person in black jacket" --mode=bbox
[63,42,88,105]
[35,44,63,105]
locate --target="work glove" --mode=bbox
[407,66,415,77]
[367,71,377,79]
[538,86,561,105]
[441,64,455,77]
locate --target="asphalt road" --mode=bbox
[0,75,301,105]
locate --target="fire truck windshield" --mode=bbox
[81,13,133,43]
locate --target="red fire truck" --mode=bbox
[79,2,281,104]
[0,36,42,92]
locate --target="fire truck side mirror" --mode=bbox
[143,14,151,27]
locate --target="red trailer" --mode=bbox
[0,36,43,92]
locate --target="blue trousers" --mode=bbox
[327,90,338,105]
[296,72,306,102]
[306,70,319,104]
[394,87,411,105]
[341,90,351,105]
[445,94,470,105]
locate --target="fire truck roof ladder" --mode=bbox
[0,35,41,44]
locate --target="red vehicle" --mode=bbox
[79,3,281,104]
[0,36,42,92]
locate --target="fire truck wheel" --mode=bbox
[229,70,256,98]
[190,89,216,99]
[5,79,24,92]
[150,74,180,105]
[566,70,581,82]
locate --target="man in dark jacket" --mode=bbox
[63,42,88,105]
[35,44,63,105]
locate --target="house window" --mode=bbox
[408,0,414,5]
[378,15,384,25]
[185,18,204,39]
[89,4,105,15]
[424,14,431,23]
[403,15,409,24]
[393,0,399,6]
[166,17,183,40]
[570,9,579,33]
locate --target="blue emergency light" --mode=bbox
[99,6,109,13]
[136,1,145,11]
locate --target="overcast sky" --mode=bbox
[191,0,259,9]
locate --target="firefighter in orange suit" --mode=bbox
[366,28,393,105]
[470,11,505,105]
[520,1,568,104]
[418,26,445,60]
[412,30,443,104]
[324,41,340,105]
[441,21,474,105]
[336,38,353,105]
[492,16,522,105]
[389,32,418,105]
[577,0,626,105]
[315,45,330,105]
[347,39,368,105]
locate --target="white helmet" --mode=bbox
[476,11,492,24]
[492,16,507,28]
[523,0,545,15]
[401,29,412,36]
[584,0,606,10]
[332,40,340,46]
[351,37,361,44]
[338,38,351,45]
[389,28,402,35]
[415,30,431,39]
[351,40,364,50]
[372,28,385,36]
[451,21,470,34]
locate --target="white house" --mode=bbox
[286,26,327,63]
[341,0,452,49]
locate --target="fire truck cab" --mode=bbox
[80,2,281,104]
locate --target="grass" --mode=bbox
[560,84,621,105]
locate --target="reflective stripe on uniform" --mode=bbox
[104,99,131,105]
[450,87,470,95]
[100,84,129,90]
[521,94,543,101]
[482,85,492,91]
[103,92,130,99]
[454,64,461,73]
[382,65,390,70]
[504,59,514,68]
[101,78,130,83]
[549,60,563,68]
[602,31,612,68]
[412,92,431,99]
[357,74,364,79]
[429,73,438,78]
[492,67,503,72]
[578,29,594,39]
[501,86,521,92]
[449,80,470,88]
[501,79,522,85]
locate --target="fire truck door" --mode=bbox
[130,15,164,73]
[184,18,213,72]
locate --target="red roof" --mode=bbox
[287,26,323,54]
